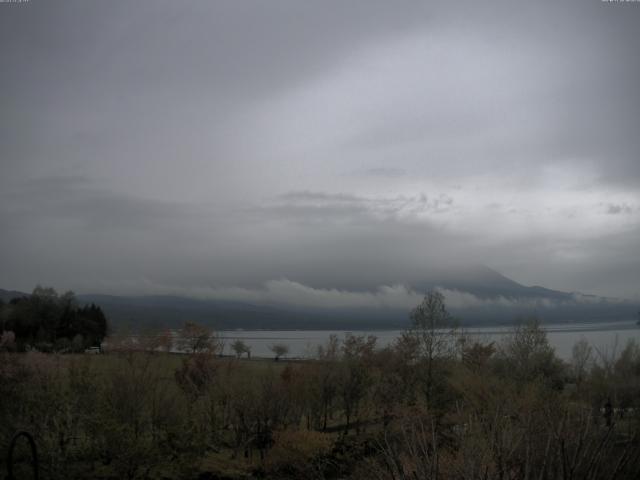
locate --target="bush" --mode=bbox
[263,429,333,478]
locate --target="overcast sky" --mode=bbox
[1,0,639,303]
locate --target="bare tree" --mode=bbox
[339,333,377,433]
[177,321,218,354]
[316,334,339,361]
[571,337,593,386]
[231,339,250,358]
[408,290,457,404]
[270,343,289,361]
[498,318,563,386]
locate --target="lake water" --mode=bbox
[218,320,640,360]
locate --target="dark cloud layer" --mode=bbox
[1,0,639,302]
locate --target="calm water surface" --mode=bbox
[219,320,640,360]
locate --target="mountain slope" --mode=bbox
[0,288,29,303]
[2,266,637,330]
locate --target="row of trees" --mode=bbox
[0,286,108,352]
[2,291,639,478]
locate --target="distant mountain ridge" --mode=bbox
[410,265,571,300]
[1,266,637,330]
[0,289,29,303]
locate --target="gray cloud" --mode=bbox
[1,0,639,303]
[89,278,629,312]
[358,168,407,178]
[265,191,456,224]
[606,204,634,215]
[1,176,198,231]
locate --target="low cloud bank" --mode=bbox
[94,280,628,312]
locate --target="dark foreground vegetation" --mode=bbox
[1,291,640,479]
